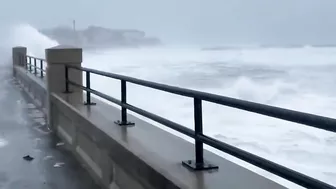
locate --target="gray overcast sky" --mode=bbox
[2,0,336,45]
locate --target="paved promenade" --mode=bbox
[0,66,99,189]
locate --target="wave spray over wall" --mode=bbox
[7,23,58,58]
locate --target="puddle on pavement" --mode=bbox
[43,155,53,161]
[53,162,65,168]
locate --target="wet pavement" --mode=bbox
[0,66,100,189]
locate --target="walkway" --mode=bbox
[0,65,100,189]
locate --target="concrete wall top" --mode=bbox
[51,92,289,189]
[50,45,80,49]
[12,47,27,56]
[13,46,28,50]
[12,47,27,67]
[46,45,82,64]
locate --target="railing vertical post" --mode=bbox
[86,71,91,103]
[84,71,96,105]
[25,57,28,70]
[121,80,127,123]
[26,56,28,70]
[34,58,37,75]
[182,98,218,171]
[194,98,204,165]
[40,60,44,78]
[115,80,134,126]
[24,56,27,70]
[29,57,32,72]
[65,66,69,93]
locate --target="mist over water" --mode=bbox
[6,24,336,188]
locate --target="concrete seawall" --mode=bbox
[12,46,287,189]
[15,66,47,116]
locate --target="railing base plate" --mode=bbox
[182,160,218,171]
[84,102,96,105]
[114,120,135,127]
[63,91,73,94]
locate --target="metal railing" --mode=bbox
[19,54,46,78]
[65,65,336,189]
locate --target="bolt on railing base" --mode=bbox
[84,102,96,105]
[182,160,219,171]
[114,120,135,127]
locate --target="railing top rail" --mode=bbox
[67,79,336,189]
[33,67,46,72]
[64,63,336,188]
[26,55,46,62]
[67,65,336,134]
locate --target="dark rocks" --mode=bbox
[23,155,34,161]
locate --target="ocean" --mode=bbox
[6,23,336,188]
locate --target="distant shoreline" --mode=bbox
[202,44,336,51]
[39,25,162,49]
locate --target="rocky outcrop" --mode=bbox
[39,26,162,49]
